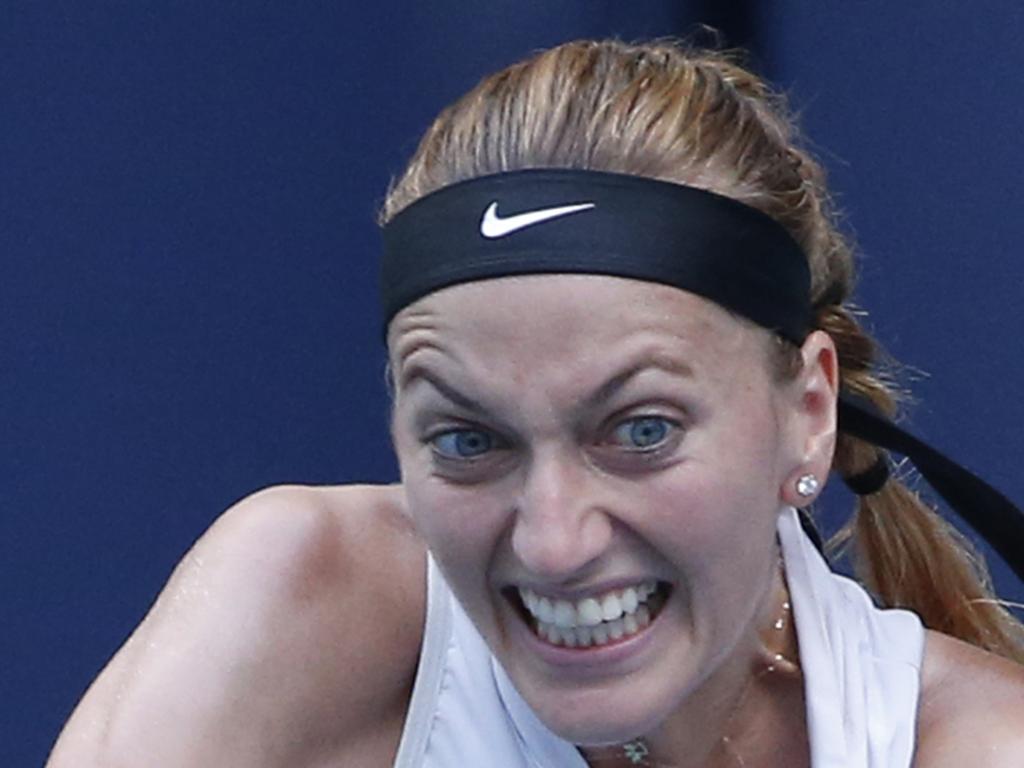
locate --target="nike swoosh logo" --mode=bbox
[479,201,596,238]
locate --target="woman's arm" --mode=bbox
[46,484,426,768]
[917,630,1024,767]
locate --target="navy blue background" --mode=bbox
[4,4,1022,765]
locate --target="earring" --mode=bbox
[796,473,819,498]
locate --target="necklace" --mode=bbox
[589,579,796,768]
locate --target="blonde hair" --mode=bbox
[380,38,1024,662]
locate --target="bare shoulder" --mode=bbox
[916,629,1024,767]
[48,483,426,768]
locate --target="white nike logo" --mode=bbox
[479,200,596,238]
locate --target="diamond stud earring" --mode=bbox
[796,473,820,498]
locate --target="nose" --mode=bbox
[509,447,613,580]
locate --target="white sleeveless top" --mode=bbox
[393,508,925,767]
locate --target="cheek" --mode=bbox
[634,411,784,609]
[402,472,506,583]
[405,480,515,639]
[393,417,510,563]
[644,429,780,545]
[636,464,775,578]
[636,466,780,666]
[393,429,451,539]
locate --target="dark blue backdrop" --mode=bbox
[5,4,1023,765]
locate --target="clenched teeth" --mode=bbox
[518,581,659,629]
[536,606,651,648]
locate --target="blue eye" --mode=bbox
[431,429,494,459]
[612,416,673,450]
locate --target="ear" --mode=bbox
[779,330,839,507]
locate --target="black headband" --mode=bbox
[381,169,813,343]
[379,168,1024,581]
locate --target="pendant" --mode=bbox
[622,739,650,764]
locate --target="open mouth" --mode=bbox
[507,581,671,649]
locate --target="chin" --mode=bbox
[530,687,669,746]
[509,664,684,746]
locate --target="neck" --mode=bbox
[580,567,804,768]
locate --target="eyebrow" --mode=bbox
[400,365,490,415]
[584,353,694,409]
[399,349,694,416]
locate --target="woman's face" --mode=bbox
[389,274,824,744]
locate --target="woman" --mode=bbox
[49,39,1024,767]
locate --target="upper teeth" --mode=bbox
[518,581,658,629]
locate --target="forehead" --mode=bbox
[388,274,770,391]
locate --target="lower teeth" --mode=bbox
[534,600,659,648]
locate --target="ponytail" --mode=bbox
[823,305,1024,663]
